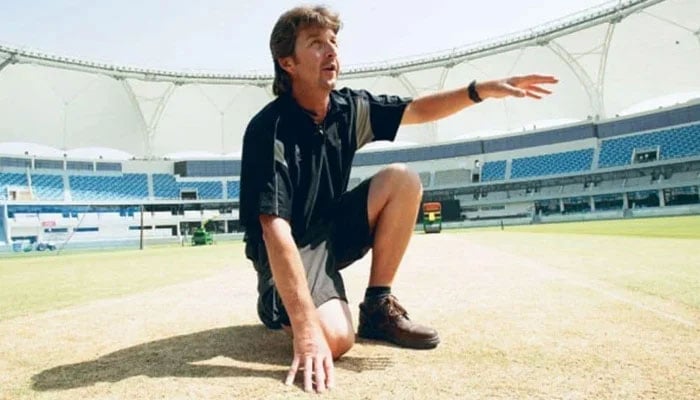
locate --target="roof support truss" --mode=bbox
[0,54,17,73]
[546,37,606,118]
[120,79,176,158]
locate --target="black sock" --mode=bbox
[364,286,391,303]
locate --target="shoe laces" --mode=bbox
[383,295,409,319]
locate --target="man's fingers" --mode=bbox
[314,357,326,393]
[525,91,543,99]
[525,85,552,95]
[285,356,300,386]
[510,75,558,88]
[324,356,335,390]
[304,357,313,393]
[522,74,559,84]
[507,85,526,97]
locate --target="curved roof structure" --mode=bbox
[0,0,698,159]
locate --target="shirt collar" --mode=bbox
[281,90,346,122]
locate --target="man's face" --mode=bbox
[281,26,340,93]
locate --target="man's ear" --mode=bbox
[278,56,295,75]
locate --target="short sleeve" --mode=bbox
[239,119,293,239]
[351,89,412,149]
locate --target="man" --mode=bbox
[240,5,557,393]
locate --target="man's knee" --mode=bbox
[374,163,423,198]
[318,298,355,359]
[326,328,355,360]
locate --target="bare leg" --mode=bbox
[366,163,423,287]
[282,298,355,360]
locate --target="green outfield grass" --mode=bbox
[459,214,700,239]
[0,243,246,321]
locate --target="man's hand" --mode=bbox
[285,323,335,393]
[478,75,559,100]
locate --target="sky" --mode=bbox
[0,0,612,73]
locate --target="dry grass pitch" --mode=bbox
[1,216,699,399]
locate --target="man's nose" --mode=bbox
[324,42,337,58]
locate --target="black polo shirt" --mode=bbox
[239,88,411,253]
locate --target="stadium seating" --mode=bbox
[153,174,223,200]
[69,173,148,201]
[598,124,700,168]
[511,149,594,179]
[31,174,64,201]
[481,161,507,182]
[0,215,5,244]
[226,180,241,200]
[0,172,28,199]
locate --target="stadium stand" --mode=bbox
[668,171,699,183]
[538,185,562,196]
[595,179,625,190]
[69,174,148,201]
[0,173,29,200]
[0,213,5,244]
[482,191,509,201]
[418,171,431,188]
[152,174,223,200]
[31,174,64,201]
[598,124,700,168]
[226,180,241,200]
[434,168,470,187]
[481,161,507,182]
[623,176,652,188]
[511,149,594,179]
[561,183,584,194]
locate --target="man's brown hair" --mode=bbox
[269,5,341,96]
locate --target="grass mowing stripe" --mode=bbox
[450,215,700,239]
[0,242,247,321]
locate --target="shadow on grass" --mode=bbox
[32,324,393,391]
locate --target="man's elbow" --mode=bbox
[401,103,423,125]
[259,214,290,241]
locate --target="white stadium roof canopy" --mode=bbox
[0,0,699,159]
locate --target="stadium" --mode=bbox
[1,0,699,249]
[1,0,699,398]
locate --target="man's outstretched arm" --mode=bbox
[259,214,335,393]
[400,74,558,125]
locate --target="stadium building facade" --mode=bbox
[1,0,699,251]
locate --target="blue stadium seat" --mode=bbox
[226,181,241,200]
[0,215,4,244]
[153,174,223,200]
[511,149,594,179]
[31,174,64,201]
[69,173,148,201]
[0,172,28,200]
[598,124,700,168]
[481,161,507,182]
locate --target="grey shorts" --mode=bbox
[253,179,373,329]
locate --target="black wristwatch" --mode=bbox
[468,80,483,103]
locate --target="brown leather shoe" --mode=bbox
[358,295,440,349]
